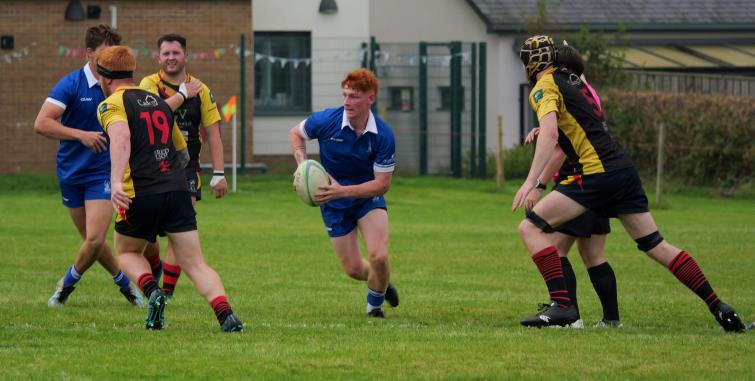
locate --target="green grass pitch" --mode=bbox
[1,174,753,380]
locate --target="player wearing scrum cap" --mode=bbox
[512,35,744,332]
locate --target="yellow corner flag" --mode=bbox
[222,96,237,123]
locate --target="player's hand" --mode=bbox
[110,182,131,213]
[78,131,109,153]
[210,174,227,198]
[292,169,301,191]
[512,181,535,212]
[524,128,540,145]
[185,79,202,98]
[524,187,543,213]
[314,175,342,204]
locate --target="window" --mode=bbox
[437,86,464,111]
[388,86,414,112]
[254,32,311,115]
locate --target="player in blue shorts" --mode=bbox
[512,35,744,332]
[33,25,142,308]
[288,68,399,318]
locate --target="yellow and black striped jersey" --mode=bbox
[529,67,633,178]
[97,86,188,198]
[139,71,221,167]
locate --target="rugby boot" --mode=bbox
[520,302,579,328]
[713,302,745,333]
[48,277,76,308]
[145,289,167,330]
[367,308,385,318]
[119,282,144,307]
[594,319,623,328]
[220,313,245,332]
[385,283,400,308]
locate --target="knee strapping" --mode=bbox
[635,231,663,252]
[525,211,555,233]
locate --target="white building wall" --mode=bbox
[252,0,370,155]
[369,0,522,152]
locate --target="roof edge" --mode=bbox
[491,22,755,34]
[464,0,496,33]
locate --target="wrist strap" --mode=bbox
[213,171,225,176]
[535,179,547,190]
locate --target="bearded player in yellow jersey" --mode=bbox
[139,34,226,298]
[97,45,242,332]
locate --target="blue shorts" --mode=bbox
[320,196,387,237]
[59,178,111,208]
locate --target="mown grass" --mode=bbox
[0,174,753,380]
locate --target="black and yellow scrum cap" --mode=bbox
[519,35,555,85]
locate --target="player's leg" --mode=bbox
[164,192,242,332]
[48,183,97,306]
[114,232,163,329]
[330,230,370,281]
[142,241,163,281]
[168,231,241,331]
[576,234,621,326]
[551,232,580,324]
[83,197,142,306]
[357,208,397,317]
[161,241,181,297]
[619,212,745,332]
[160,195,195,297]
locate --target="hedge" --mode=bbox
[602,90,754,188]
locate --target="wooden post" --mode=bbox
[655,122,665,205]
[496,115,504,189]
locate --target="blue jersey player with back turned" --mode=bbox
[33,25,142,308]
[288,68,399,318]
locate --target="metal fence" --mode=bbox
[372,41,486,177]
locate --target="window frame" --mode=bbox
[253,31,312,116]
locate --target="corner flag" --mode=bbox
[222,96,237,123]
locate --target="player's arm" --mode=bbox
[33,102,108,152]
[204,122,227,197]
[170,121,189,168]
[524,144,566,212]
[288,122,308,165]
[107,121,132,211]
[315,171,392,204]
[512,111,558,211]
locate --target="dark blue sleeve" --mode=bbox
[303,109,331,140]
[47,73,74,109]
[374,128,396,173]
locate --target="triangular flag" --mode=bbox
[222,96,237,123]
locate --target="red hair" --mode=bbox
[341,68,379,95]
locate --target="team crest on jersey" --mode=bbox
[98,103,107,114]
[534,89,543,103]
[209,91,215,103]
[137,94,159,108]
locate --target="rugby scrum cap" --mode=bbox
[519,35,555,85]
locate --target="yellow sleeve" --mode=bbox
[529,78,561,122]
[139,75,159,95]
[199,84,222,127]
[172,121,187,151]
[97,94,128,132]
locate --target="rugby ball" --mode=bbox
[294,159,330,206]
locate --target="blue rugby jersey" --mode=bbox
[300,106,396,209]
[46,64,110,184]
